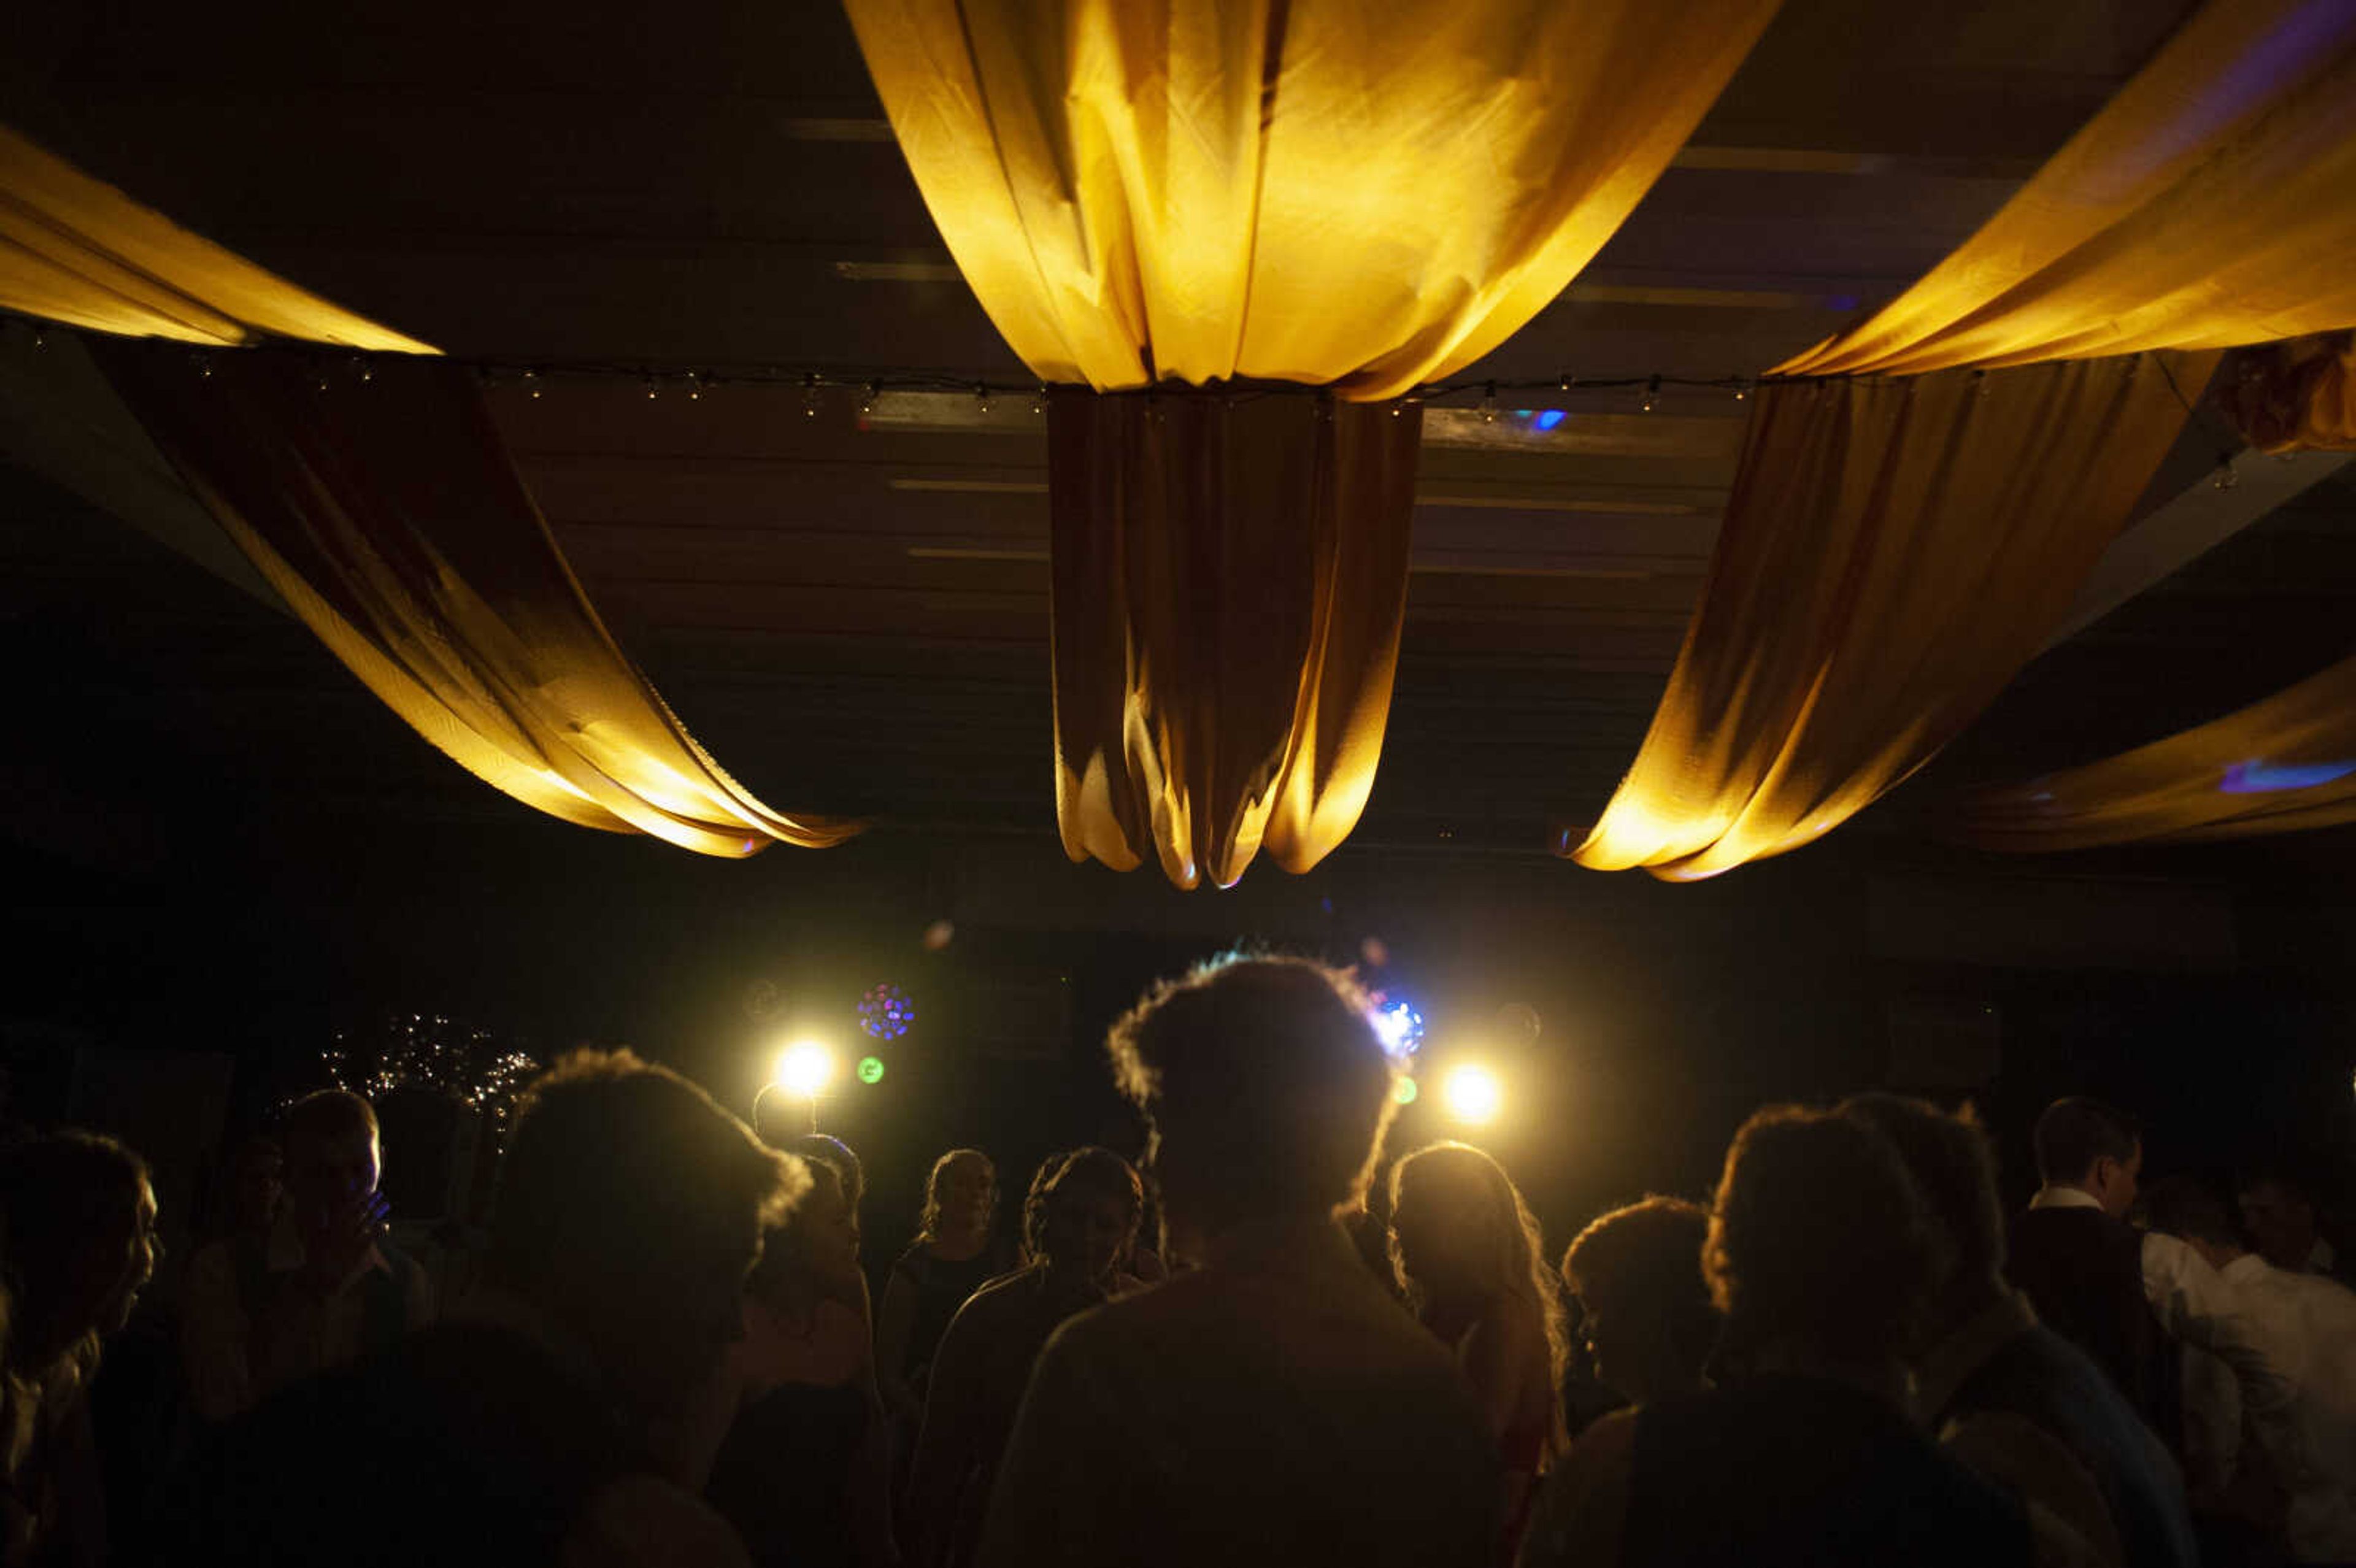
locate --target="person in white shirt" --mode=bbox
[2142,1175,2356,1563]
[2239,1173,2348,1283]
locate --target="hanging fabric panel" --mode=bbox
[2219,330,2356,452]
[1571,352,2218,881]
[96,343,858,857]
[1773,0,2356,378]
[845,0,1781,401]
[0,126,436,352]
[1051,391,1419,889]
[849,0,1779,883]
[1955,650,2356,850]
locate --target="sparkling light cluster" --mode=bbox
[316,1012,539,1143]
[859,982,916,1040]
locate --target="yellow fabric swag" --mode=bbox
[0,126,436,352]
[1573,353,2217,880]
[98,344,858,857]
[850,0,1779,883]
[1051,391,1418,888]
[1775,0,2356,377]
[1955,649,2356,850]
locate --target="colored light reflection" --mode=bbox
[857,1056,886,1085]
[2220,758,2356,794]
[1530,409,1566,431]
[1393,1076,1419,1107]
[1372,999,1425,1058]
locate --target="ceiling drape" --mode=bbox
[1571,353,2217,880]
[97,343,860,857]
[2219,330,2356,452]
[847,0,1780,883]
[1773,0,2356,378]
[1954,649,2356,850]
[1052,391,1419,889]
[0,126,436,352]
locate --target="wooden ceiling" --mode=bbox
[6,0,2354,866]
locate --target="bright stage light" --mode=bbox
[1442,1063,1502,1125]
[774,1040,836,1098]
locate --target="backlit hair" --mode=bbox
[1562,1196,1718,1382]
[280,1089,379,1152]
[489,1049,806,1297]
[1390,1142,1570,1389]
[1841,1094,2005,1284]
[1706,1105,1940,1361]
[1033,1147,1144,1270]
[917,1148,996,1244]
[1107,955,1397,1229]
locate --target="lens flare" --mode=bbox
[774,1040,834,1097]
[857,1056,886,1085]
[1442,1063,1502,1124]
[1393,1076,1420,1107]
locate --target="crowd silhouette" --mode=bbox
[1,954,2350,1566]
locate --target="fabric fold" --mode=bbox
[849,0,1779,883]
[1953,650,2356,851]
[1,125,436,352]
[1571,353,2218,881]
[1050,390,1419,888]
[1773,0,2356,377]
[96,343,858,856]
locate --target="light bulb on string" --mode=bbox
[685,372,702,402]
[974,382,991,415]
[1640,375,1660,414]
[1031,385,1047,416]
[1557,372,1573,393]
[524,370,541,399]
[803,375,820,418]
[860,381,880,418]
[645,377,659,401]
[1731,379,1747,402]
[1480,383,1498,423]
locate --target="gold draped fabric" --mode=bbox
[850,0,1779,883]
[97,344,858,857]
[1051,391,1418,888]
[2219,330,2356,452]
[0,126,436,352]
[1774,0,2356,377]
[845,0,1780,401]
[1572,353,2217,881]
[1956,650,2356,850]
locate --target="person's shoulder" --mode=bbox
[890,1240,934,1277]
[565,1472,750,1568]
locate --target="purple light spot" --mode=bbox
[1825,294,1860,312]
[2220,758,2356,794]
[1531,409,1566,432]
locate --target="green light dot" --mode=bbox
[1393,1077,1419,1106]
[857,1056,886,1085]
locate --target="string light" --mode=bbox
[523,370,541,399]
[803,374,820,418]
[2214,450,2241,490]
[1731,378,1748,402]
[644,377,659,400]
[860,380,880,417]
[685,372,702,402]
[974,382,991,415]
[1557,372,1574,392]
[1640,374,1660,413]
[1031,385,1047,415]
[1479,382,1498,423]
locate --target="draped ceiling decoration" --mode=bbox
[1571,353,2218,881]
[1774,0,2356,378]
[2219,330,2356,452]
[847,0,1782,883]
[1050,390,1419,890]
[97,344,860,858]
[0,126,436,353]
[1955,648,2356,851]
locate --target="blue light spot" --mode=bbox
[1531,409,1566,432]
[2220,759,2356,794]
[1826,294,1860,312]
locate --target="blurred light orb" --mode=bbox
[774,1040,834,1098]
[1442,1063,1503,1125]
[857,1056,887,1086]
[1360,936,1391,969]
[859,982,915,1040]
[1495,1002,1542,1044]
[1393,1075,1420,1107]
[923,920,956,951]
[1372,999,1425,1059]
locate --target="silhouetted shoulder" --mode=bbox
[565,1473,751,1568]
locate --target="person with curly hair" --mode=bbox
[1522,1105,2035,1568]
[977,955,1497,1568]
[1560,1196,1718,1409]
